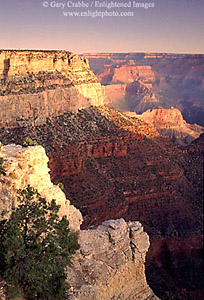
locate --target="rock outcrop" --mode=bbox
[0,50,104,128]
[0,144,159,300]
[127,107,204,146]
[68,219,159,300]
[97,64,155,86]
[0,144,82,230]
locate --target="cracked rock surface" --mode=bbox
[67,219,159,300]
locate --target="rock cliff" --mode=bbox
[127,107,204,146]
[0,144,158,300]
[0,144,82,230]
[0,48,203,299]
[0,50,104,128]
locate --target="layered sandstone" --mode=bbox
[0,50,104,128]
[0,144,82,230]
[97,64,155,86]
[0,106,201,234]
[128,107,204,146]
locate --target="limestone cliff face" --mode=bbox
[0,50,104,128]
[68,219,159,300]
[0,144,158,300]
[133,107,204,146]
[0,144,82,230]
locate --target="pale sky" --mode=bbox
[0,0,203,54]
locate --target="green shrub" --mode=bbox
[22,137,38,147]
[58,182,64,191]
[0,157,6,176]
[6,285,21,300]
[0,185,79,300]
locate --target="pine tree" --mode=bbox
[0,185,79,300]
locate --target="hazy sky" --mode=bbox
[0,0,203,54]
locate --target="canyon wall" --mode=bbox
[0,144,158,300]
[96,63,158,112]
[126,107,204,146]
[0,50,203,299]
[1,105,202,299]
[83,52,204,126]
[0,50,104,128]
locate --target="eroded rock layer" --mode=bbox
[0,50,104,128]
[0,106,201,230]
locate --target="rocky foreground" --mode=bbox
[0,144,159,300]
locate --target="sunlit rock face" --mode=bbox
[127,106,204,146]
[0,50,104,128]
[0,144,82,230]
[67,218,159,300]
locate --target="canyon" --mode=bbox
[0,50,203,299]
[83,52,204,127]
[0,144,158,300]
[0,106,203,299]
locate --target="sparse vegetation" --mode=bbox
[0,157,6,176]
[22,137,38,147]
[58,182,64,191]
[0,185,79,300]
[0,143,6,176]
